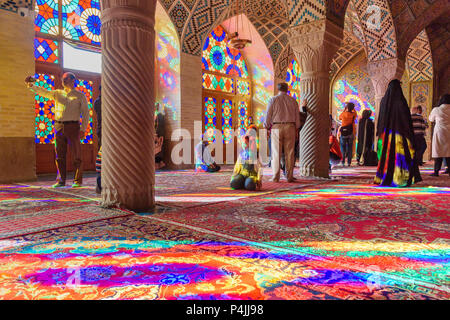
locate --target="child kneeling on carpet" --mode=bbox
[230,134,262,191]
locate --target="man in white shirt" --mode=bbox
[264,83,301,182]
[26,72,89,188]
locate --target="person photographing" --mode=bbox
[25,73,89,188]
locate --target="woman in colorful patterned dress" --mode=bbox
[374,79,422,187]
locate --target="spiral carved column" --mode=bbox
[289,20,342,178]
[101,0,157,212]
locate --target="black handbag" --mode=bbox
[340,124,353,136]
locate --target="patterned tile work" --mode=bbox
[0,0,32,13]
[287,0,326,26]
[182,0,231,55]
[330,30,364,80]
[353,0,397,61]
[411,81,432,110]
[425,14,450,75]
[237,0,290,65]
[406,30,433,82]
[169,1,190,37]
[327,0,350,26]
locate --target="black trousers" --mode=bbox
[434,157,450,174]
[414,134,427,165]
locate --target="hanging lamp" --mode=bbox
[226,0,252,50]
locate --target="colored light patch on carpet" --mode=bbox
[0,240,448,300]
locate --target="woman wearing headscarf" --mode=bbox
[356,109,375,166]
[429,94,450,176]
[374,79,422,187]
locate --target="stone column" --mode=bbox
[367,58,405,125]
[101,0,157,212]
[289,20,342,178]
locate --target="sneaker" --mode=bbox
[444,168,449,174]
[52,182,65,188]
[269,178,280,183]
[287,177,297,183]
[72,183,82,188]
[430,173,439,177]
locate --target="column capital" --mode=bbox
[288,19,343,75]
[367,58,405,100]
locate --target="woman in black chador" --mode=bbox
[374,79,422,187]
[356,109,375,166]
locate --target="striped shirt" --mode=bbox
[411,113,428,136]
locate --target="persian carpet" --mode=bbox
[0,185,132,239]
[1,216,447,300]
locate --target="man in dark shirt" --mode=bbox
[411,105,428,166]
[93,85,102,149]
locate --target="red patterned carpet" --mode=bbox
[0,165,449,300]
[0,185,132,239]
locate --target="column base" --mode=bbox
[101,186,155,213]
[299,166,330,179]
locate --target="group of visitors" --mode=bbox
[26,71,448,193]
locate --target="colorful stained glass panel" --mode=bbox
[333,79,376,121]
[238,101,249,137]
[287,59,301,105]
[35,0,59,35]
[221,100,233,144]
[202,73,234,93]
[34,37,59,64]
[75,79,94,144]
[204,97,217,143]
[237,79,250,96]
[202,25,249,78]
[62,0,101,45]
[34,73,56,144]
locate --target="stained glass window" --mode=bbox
[238,101,249,137]
[237,79,250,96]
[75,79,94,144]
[202,25,249,78]
[35,0,59,35]
[221,100,233,144]
[34,37,59,64]
[34,73,56,144]
[202,73,234,93]
[62,0,101,45]
[286,59,301,105]
[333,79,376,120]
[204,97,217,143]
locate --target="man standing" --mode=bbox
[411,105,428,166]
[93,85,102,149]
[264,83,301,182]
[26,72,89,188]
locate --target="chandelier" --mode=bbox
[225,0,252,50]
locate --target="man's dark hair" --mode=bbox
[278,83,288,92]
[346,102,355,112]
[416,105,422,113]
[62,72,76,82]
[438,94,450,106]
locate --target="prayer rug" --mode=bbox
[0,186,132,239]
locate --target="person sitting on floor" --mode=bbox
[329,130,343,171]
[195,137,221,173]
[230,134,262,191]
